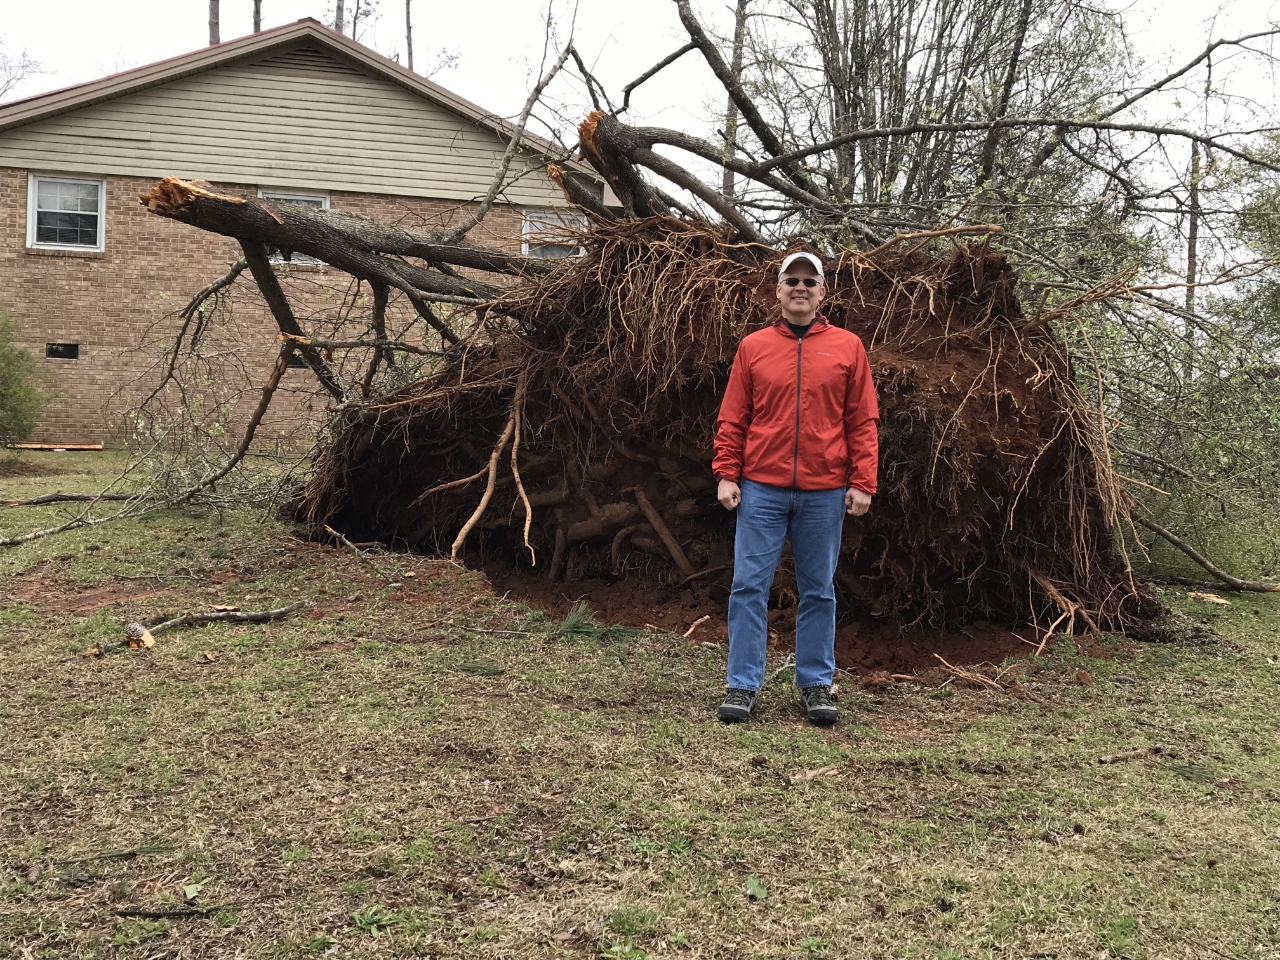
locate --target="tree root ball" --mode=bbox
[285,217,1166,637]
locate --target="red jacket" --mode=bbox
[713,317,879,492]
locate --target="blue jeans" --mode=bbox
[726,479,846,691]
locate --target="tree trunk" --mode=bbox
[405,0,414,72]
[253,0,262,32]
[335,0,345,34]
[1186,141,1200,316]
[139,178,550,298]
[208,0,220,45]
[721,0,749,200]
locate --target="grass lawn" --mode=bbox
[2,451,1279,959]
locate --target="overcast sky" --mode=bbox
[2,0,1277,151]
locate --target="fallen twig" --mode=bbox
[932,653,1004,690]
[769,654,795,683]
[148,602,304,636]
[1098,745,1162,764]
[790,765,840,784]
[682,615,710,638]
[53,842,172,865]
[114,906,221,919]
[325,524,397,583]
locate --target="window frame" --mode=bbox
[258,188,331,265]
[26,173,107,252]
[522,206,585,259]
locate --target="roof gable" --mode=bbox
[0,19,596,203]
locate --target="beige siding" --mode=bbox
[0,43,569,206]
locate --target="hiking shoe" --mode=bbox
[799,685,838,726]
[717,688,757,723]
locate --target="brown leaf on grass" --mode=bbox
[203,652,218,663]
[790,765,840,784]
[1187,591,1231,605]
[127,628,155,650]
[82,645,102,658]
[1076,669,1094,686]
[213,604,240,612]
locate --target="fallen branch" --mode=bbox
[1134,515,1280,592]
[3,492,135,507]
[0,499,145,548]
[147,602,305,636]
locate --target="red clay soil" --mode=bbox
[482,562,1037,676]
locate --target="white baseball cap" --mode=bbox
[778,251,824,280]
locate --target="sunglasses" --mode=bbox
[781,276,822,288]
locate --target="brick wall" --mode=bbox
[0,167,528,446]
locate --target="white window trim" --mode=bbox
[258,188,330,265]
[522,206,585,258]
[26,172,107,252]
[258,187,331,208]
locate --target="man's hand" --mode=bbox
[846,487,871,516]
[718,478,742,511]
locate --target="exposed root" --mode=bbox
[450,408,517,560]
[509,369,536,565]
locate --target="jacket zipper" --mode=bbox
[791,330,803,490]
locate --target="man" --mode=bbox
[711,251,879,726]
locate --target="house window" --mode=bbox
[522,207,585,258]
[27,175,105,251]
[259,189,329,265]
[46,343,80,360]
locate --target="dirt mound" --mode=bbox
[285,217,1165,654]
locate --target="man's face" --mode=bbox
[776,260,826,318]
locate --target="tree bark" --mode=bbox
[208,0,220,45]
[405,0,414,72]
[335,0,345,34]
[722,0,750,200]
[977,0,1034,187]
[253,0,262,32]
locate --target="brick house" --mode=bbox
[0,19,602,445]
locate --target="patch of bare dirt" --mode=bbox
[8,576,176,614]
[0,459,65,479]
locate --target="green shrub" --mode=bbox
[0,312,42,443]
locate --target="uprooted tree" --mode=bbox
[10,0,1280,639]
